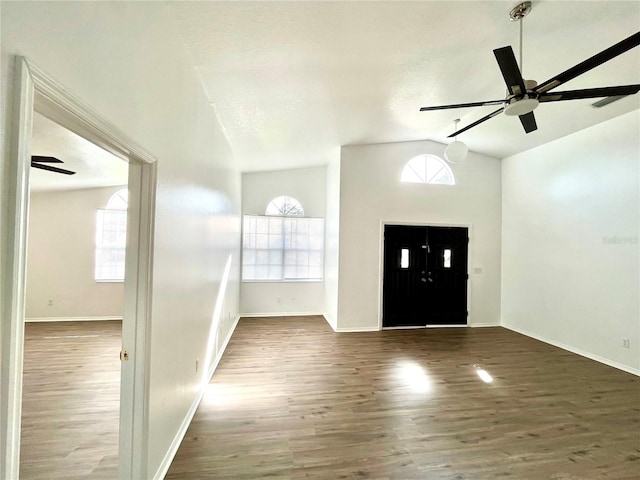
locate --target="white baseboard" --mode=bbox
[503,324,640,377]
[152,314,241,480]
[239,311,324,318]
[334,326,380,333]
[25,316,123,322]
[469,323,500,328]
[322,314,337,332]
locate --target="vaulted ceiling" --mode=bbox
[30,1,640,189]
[170,0,640,171]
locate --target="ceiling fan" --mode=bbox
[31,156,76,175]
[420,2,640,137]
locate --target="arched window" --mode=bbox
[401,154,455,185]
[106,188,128,210]
[265,195,304,216]
[95,188,128,281]
[243,196,324,281]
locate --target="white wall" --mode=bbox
[241,166,326,315]
[337,140,502,331]
[1,3,241,477]
[501,111,640,374]
[323,156,341,330]
[26,187,126,320]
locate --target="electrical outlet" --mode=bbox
[622,338,630,349]
[48,299,53,306]
[276,296,281,303]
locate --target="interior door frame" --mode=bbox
[1,56,157,479]
[378,220,472,330]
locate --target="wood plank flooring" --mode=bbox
[167,316,640,479]
[20,320,121,480]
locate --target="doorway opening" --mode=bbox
[19,113,130,477]
[382,224,469,328]
[1,57,156,479]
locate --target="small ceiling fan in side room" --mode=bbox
[31,156,76,175]
[420,1,640,137]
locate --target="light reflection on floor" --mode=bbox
[396,361,431,393]
[474,365,494,383]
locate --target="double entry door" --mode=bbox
[383,225,468,328]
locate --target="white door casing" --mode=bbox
[0,56,157,480]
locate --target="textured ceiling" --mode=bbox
[28,2,640,183]
[170,0,640,171]
[30,113,128,192]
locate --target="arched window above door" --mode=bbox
[401,154,455,185]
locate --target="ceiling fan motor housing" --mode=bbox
[504,79,539,116]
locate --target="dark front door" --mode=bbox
[383,225,468,327]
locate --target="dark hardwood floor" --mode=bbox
[17,317,640,479]
[20,320,120,480]
[167,316,640,480]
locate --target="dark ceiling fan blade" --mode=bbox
[31,162,76,175]
[494,46,527,96]
[538,84,640,102]
[420,99,505,111]
[31,155,63,163]
[591,95,626,108]
[534,32,640,94]
[447,107,504,137]
[519,112,537,133]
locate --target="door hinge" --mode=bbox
[120,350,129,361]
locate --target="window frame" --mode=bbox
[265,195,305,216]
[400,154,455,185]
[241,214,325,283]
[94,188,128,283]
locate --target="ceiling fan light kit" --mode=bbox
[445,140,468,164]
[504,96,539,116]
[420,1,640,138]
[445,119,468,164]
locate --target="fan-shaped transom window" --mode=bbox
[106,188,128,210]
[265,195,304,216]
[401,154,455,185]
